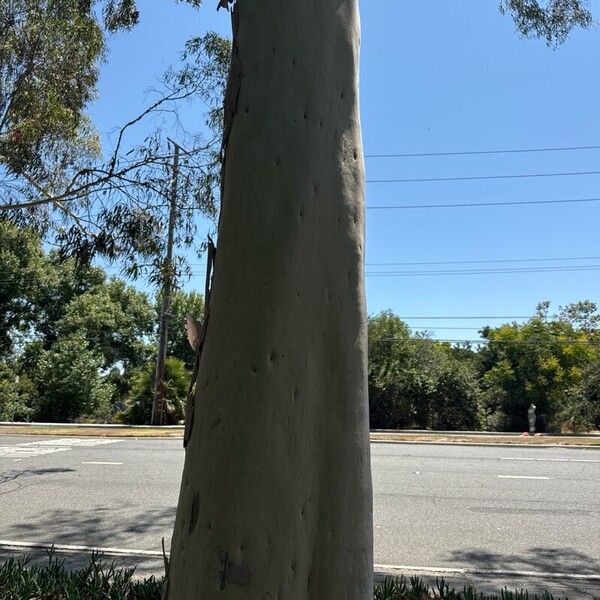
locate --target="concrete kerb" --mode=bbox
[0,422,184,429]
[370,439,600,449]
[372,428,600,438]
[2,541,599,583]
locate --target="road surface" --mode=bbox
[1,436,598,597]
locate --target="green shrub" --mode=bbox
[116,356,189,424]
[0,552,162,600]
[0,360,36,421]
[374,576,563,600]
[32,335,114,422]
[0,555,568,600]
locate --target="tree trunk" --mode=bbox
[166,0,372,597]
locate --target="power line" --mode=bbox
[367,196,600,210]
[365,144,600,159]
[185,254,600,268]
[367,169,600,184]
[183,263,600,278]
[374,337,599,345]
[399,316,535,320]
[366,265,600,277]
[409,326,504,331]
[367,255,600,267]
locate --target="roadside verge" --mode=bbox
[1,422,599,446]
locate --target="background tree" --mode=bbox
[1,1,230,285]
[31,333,114,422]
[55,278,155,369]
[500,0,592,46]
[167,290,204,369]
[0,219,44,354]
[116,356,189,425]
[368,311,480,430]
[478,302,599,431]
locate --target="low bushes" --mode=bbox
[0,552,567,600]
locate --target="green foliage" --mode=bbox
[478,303,599,431]
[31,334,114,422]
[117,357,189,424]
[368,311,480,430]
[0,359,35,421]
[0,558,566,600]
[56,278,155,369]
[0,219,44,353]
[166,290,204,368]
[500,0,592,46]
[21,249,107,352]
[0,552,162,600]
[374,575,561,600]
[0,0,104,176]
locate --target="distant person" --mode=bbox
[528,403,536,434]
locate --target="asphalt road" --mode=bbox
[1,436,599,597]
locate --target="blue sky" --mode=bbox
[91,0,600,338]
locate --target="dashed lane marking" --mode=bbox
[497,475,551,480]
[81,461,123,465]
[501,457,600,463]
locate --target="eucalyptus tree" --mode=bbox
[500,0,592,45]
[164,1,596,598]
[2,1,595,597]
[1,1,229,283]
[164,1,373,597]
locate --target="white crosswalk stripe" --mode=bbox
[0,446,70,458]
[19,438,123,448]
[22,438,123,447]
[0,438,123,459]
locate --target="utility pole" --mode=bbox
[151,141,180,425]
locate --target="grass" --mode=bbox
[370,432,600,446]
[1,424,598,445]
[0,553,569,599]
[0,425,183,437]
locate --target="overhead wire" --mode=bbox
[365,144,600,159]
[367,169,600,184]
[366,264,600,277]
[366,196,600,210]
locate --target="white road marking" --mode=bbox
[0,540,163,558]
[497,475,551,480]
[501,457,599,463]
[375,563,600,581]
[0,446,69,458]
[0,540,597,581]
[22,438,123,447]
[81,461,122,465]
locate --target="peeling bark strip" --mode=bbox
[183,236,216,448]
[167,0,372,597]
[220,1,243,203]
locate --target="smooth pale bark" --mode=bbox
[167,0,372,597]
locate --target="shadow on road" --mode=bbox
[1,468,76,488]
[3,504,175,552]
[448,546,600,575]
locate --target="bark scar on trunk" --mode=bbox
[183,236,216,448]
[218,550,252,589]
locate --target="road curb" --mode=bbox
[375,563,600,581]
[2,543,598,584]
[370,439,600,449]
